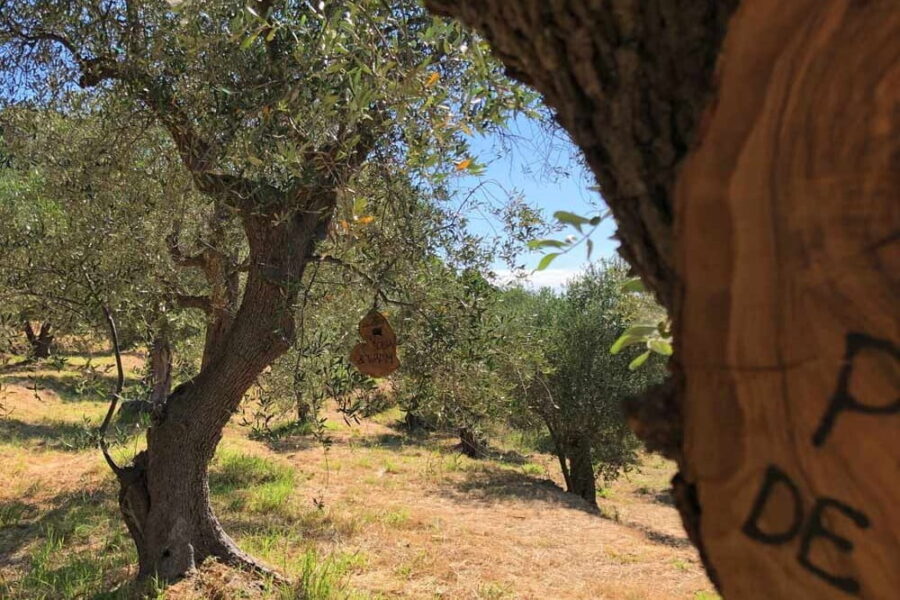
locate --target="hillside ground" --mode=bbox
[0,353,718,600]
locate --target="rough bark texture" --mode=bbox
[147,333,172,407]
[565,434,597,508]
[23,320,53,358]
[427,0,899,597]
[121,194,335,579]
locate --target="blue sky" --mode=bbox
[453,116,618,290]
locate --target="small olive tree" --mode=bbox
[512,260,666,507]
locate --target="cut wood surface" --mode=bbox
[676,1,899,597]
[424,0,898,597]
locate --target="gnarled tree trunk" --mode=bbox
[23,320,53,358]
[427,0,899,597]
[117,193,335,580]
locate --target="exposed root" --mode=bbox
[219,548,289,585]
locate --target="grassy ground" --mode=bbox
[0,354,718,599]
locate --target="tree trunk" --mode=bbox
[565,434,597,508]
[403,403,432,432]
[119,382,266,580]
[147,333,172,407]
[23,320,53,358]
[296,397,311,424]
[115,195,334,581]
[427,1,898,597]
[457,427,485,458]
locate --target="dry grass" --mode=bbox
[0,355,718,600]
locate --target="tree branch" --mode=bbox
[308,254,416,310]
[98,304,125,478]
[173,293,213,313]
[166,229,207,269]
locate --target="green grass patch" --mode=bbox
[0,489,136,600]
[211,450,295,492]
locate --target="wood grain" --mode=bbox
[675,0,900,597]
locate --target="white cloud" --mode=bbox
[491,268,580,291]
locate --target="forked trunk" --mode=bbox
[112,197,334,581]
[24,321,53,358]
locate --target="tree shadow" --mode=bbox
[1,373,138,403]
[616,519,692,549]
[0,487,115,564]
[634,486,675,507]
[436,465,600,515]
[352,431,434,450]
[0,418,98,450]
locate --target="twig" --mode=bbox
[78,265,126,477]
[97,304,125,477]
[307,254,418,311]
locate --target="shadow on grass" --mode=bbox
[1,373,139,403]
[618,519,692,548]
[352,431,434,450]
[0,487,116,564]
[0,418,98,451]
[437,465,599,514]
[0,486,138,600]
[634,487,675,507]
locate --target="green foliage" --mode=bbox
[506,260,667,485]
[211,450,295,492]
[529,206,609,269]
[610,278,672,368]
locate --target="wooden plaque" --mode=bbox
[349,310,400,378]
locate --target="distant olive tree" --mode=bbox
[511,260,666,507]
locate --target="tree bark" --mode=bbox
[457,427,485,458]
[565,434,597,509]
[23,320,53,358]
[118,193,335,580]
[147,332,172,407]
[427,0,899,597]
[296,397,311,424]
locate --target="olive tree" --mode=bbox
[1,0,536,581]
[514,261,666,507]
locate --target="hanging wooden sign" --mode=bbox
[349,310,400,378]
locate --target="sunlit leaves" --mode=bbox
[628,350,651,371]
[553,210,590,232]
[648,339,672,356]
[530,203,608,270]
[536,252,560,271]
[527,239,566,250]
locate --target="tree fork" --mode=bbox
[427,0,899,597]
